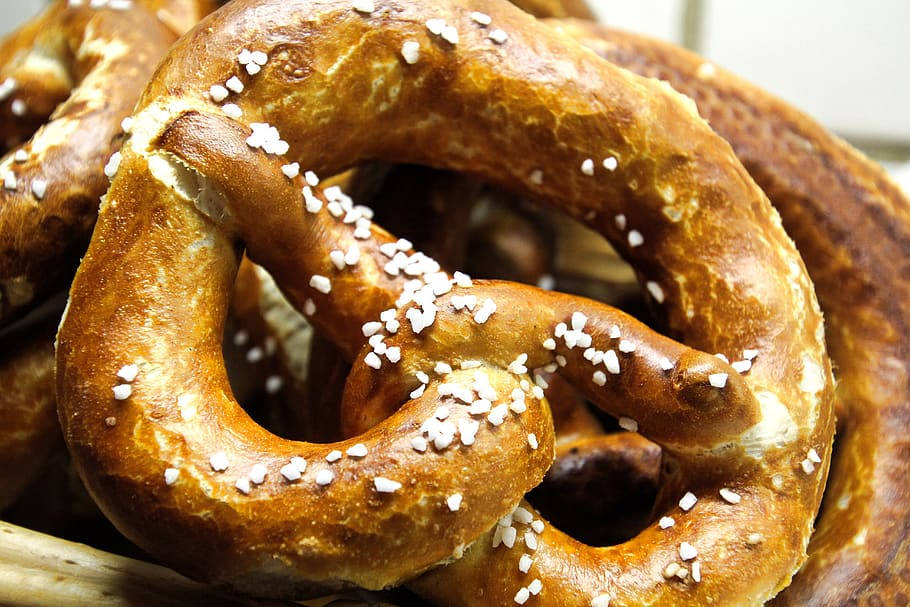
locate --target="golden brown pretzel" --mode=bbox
[0,0,209,324]
[231,166,570,444]
[56,0,832,603]
[547,19,910,605]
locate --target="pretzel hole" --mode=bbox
[527,433,662,546]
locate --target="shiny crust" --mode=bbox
[56,0,832,603]
[58,118,556,594]
[0,1,212,324]
[555,20,910,605]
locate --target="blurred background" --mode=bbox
[2,0,908,190]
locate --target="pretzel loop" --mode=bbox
[56,0,834,602]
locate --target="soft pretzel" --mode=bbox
[230,165,570,443]
[56,0,833,603]
[0,0,209,324]
[547,20,910,605]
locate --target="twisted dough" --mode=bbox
[57,0,833,602]
[550,20,910,605]
[0,0,211,324]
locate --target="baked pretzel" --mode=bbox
[228,165,568,443]
[56,0,833,603]
[0,0,213,324]
[539,20,910,605]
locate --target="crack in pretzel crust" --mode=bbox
[56,0,833,603]
[547,19,910,606]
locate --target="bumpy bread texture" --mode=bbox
[0,1,215,325]
[56,0,833,603]
[231,166,589,445]
[551,20,910,606]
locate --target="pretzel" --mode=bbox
[228,166,569,443]
[55,0,833,602]
[0,0,218,519]
[0,0,212,324]
[537,19,909,605]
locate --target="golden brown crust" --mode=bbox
[0,2,177,324]
[59,115,556,594]
[555,19,910,605]
[57,1,833,603]
[0,0,214,515]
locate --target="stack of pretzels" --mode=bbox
[0,1,907,606]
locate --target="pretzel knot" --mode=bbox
[0,0,214,325]
[56,0,834,603]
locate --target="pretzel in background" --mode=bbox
[0,0,215,519]
[0,0,215,324]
